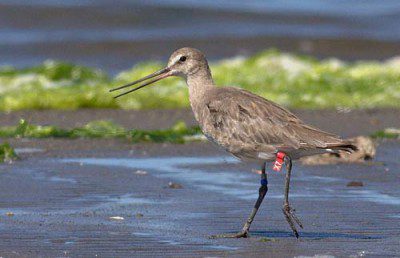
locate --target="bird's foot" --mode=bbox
[210,230,249,239]
[282,204,303,238]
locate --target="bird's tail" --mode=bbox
[325,141,358,154]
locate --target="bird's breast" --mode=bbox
[191,104,228,146]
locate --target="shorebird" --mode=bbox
[110,47,356,238]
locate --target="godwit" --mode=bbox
[110,47,356,238]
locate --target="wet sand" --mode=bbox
[0,140,399,257]
[0,109,399,257]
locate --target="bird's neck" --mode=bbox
[186,68,214,121]
[186,67,214,98]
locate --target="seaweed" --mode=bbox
[1,50,399,111]
[0,119,202,143]
[0,143,18,163]
[371,128,400,139]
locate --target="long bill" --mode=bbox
[110,67,172,99]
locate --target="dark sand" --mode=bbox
[0,109,399,257]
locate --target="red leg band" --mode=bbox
[273,152,286,172]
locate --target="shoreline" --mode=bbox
[3,36,400,74]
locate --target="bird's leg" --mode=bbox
[211,162,268,239]
[282,155,303,238]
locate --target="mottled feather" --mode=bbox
[195,86,353,161]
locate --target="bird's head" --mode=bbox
[110,47,209,98]
[166,47,209,77]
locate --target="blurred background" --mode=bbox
[2,0,400,73]
[0,0,399,111]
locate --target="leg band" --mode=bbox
[260,178,268,186]
[273,151,286,172]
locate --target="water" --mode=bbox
[14,148,45,154]
[1,152,398,255]
[1,0,399,72]
[62,156,400,206]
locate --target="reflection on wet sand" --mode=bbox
[63,156,400,206]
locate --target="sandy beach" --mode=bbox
[0,109,399,257]
[1,1,400,256]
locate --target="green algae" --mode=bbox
[0,143,18,163]
[128,121,201,143]
[0,119,202,143]
[371,128,400,139]
[1,50,399,111]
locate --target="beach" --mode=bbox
[1,1,400,257]
[0,109,399,257]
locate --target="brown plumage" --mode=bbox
[196,86,355,162]
[110,47,357,239]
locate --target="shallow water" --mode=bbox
[1,143,399,256]
[63,156,400,206]
[14,147,45,154]
[3,0,400,44]
[1,0,400,72]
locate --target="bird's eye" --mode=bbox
[179,56,187,62]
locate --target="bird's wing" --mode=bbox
[203,87,343,152]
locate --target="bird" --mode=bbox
[110,47,356,238]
